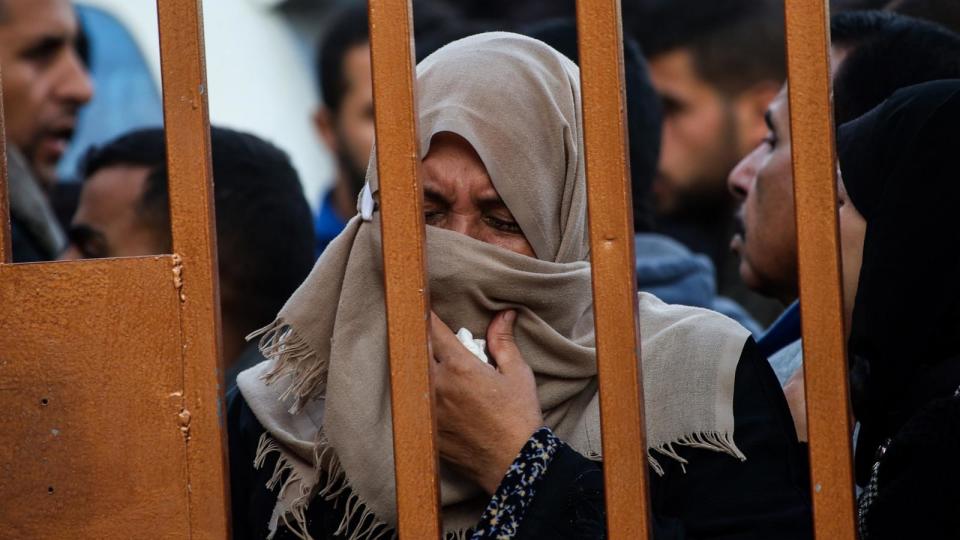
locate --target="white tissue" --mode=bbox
[455,328,489,364]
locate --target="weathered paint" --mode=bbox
[0,257,190,538]
[156,0,231,536]
[575,1,651,538]
[783,1,858,538]
[367,0,442,537]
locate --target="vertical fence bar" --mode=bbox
[783,1,857,538]
[156,0,231,537]
[367,1,443,538]
[0,72,10,264]
[576,1,651,539]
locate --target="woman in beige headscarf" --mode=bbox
[228,32,811,540]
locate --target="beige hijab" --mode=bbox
[238,32,750,540]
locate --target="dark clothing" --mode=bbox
[11,217,49,263]
[8,145,65,262]
[313,188,348,258]
[857,391,960,539]
[836,81,960,537]
[228,339,812,539]
[837,80,960,484]
[757,301,801,361]
[513,339,812,539]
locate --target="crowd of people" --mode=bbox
[5,0,960,538]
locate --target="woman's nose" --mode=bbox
[444,213,482,240]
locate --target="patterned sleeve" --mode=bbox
[471,427,561,540]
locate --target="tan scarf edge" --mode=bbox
[247,319,324,414]
[254,430,476,540]
[248,325,747,538]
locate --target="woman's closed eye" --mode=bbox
[425,209,445,226]
[483,215,522,234]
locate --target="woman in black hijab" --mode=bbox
[837,79,960,539]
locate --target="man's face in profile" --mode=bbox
[0,0,93,189]
[728,87,798,303]
[648,48,744,220]
[61,165,166,260]
[315,43,375,197]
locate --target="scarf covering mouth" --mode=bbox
[237,32,750,539]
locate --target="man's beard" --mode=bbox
[656,106,741,224]
[658,175,737,224]
[338,148,369,200]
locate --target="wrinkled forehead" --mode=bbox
[413,33,587,262]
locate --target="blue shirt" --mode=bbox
[314,188,349,258]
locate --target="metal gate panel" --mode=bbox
[0,257,190,538]
[0,0,228,537]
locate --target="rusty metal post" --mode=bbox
[367,0,443,538]
[783,1,857,538]
[156,0,231,537]
[575,1,651,539]
[0,70,11,264]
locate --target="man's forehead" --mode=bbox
[0,0,78,39]
[649,49,719,103]
[76,165,151,223]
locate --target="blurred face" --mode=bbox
[60,165,166,260]
[314,43,375,197]
[648,49,745,218]
[837,175,866,336]
[0,0,93,188]
[728,87,798,303]
[422,132,535,257]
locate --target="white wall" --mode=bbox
[76,0,333,209]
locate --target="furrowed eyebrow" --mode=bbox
[422,185,450,206]
[476,194,509,212]
[21,35,69,56]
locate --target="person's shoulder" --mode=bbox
[864,395,960,537]
[637,291,753,343]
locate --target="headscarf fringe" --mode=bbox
[253,431,403,540]
[249,319,326,413]
[254,433,320,540]
[646,430,746,476]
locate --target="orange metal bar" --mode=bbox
[367,0,442,538]
[783,1,857,538]
[575,1,651,539]
[0,69,11,264]
[156,0,231,537]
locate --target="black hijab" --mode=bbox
[837,79,960,485]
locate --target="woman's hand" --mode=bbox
[430,310,543,495]
[783,369,808,442]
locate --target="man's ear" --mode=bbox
[313,107,339,153]
[734,81,782,154]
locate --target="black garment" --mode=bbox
[837,80,960,485]
[515,339,812,540]
[228,385,351,540]
[857,393,960,539]
[11,217,48,263]
[228,339,812,539]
